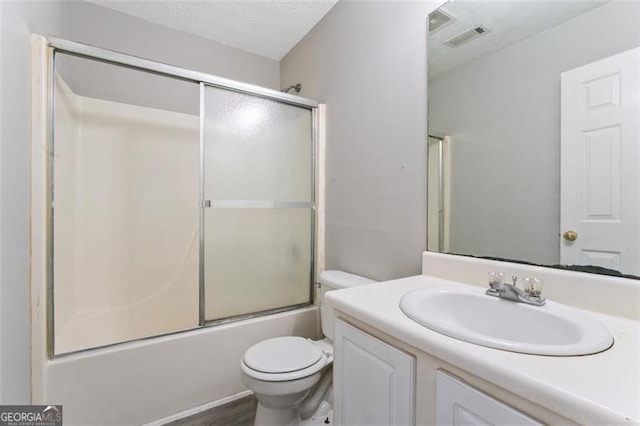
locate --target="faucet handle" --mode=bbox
[523,277,544,297]
[511,275,518,287]
[488,271,505,290]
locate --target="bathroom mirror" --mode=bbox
[427,1,640,277]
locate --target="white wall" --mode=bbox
[0,0,280,407]
[428,2,640,265]
[280,1,445,281]
[0,1,66,404]
[0,0,3,402]
[63,1,280,93]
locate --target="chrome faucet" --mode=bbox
[486,273,545,306]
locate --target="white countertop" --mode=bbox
[326,275,640,425]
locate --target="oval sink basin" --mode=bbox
[399,286,613,356]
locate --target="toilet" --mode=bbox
[241,270,377,426]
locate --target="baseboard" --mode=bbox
[143,390,254,425]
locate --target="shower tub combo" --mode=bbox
[30,35,325,424]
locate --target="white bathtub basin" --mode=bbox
[399,286,613,356]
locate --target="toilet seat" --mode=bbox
[242,337,331,382]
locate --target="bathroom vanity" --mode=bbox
[326,253,640,425]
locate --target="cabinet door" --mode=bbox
[437,370,542,425]
[334,319,415,426]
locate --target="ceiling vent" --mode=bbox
[429,9,456,34]
[444,25,491,48]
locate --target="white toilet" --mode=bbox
[241,270,376,426]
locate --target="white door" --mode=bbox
[334,319,415,426]
[560,47,640,275]
[427,136,452,253]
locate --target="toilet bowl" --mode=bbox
[240,270,376,426]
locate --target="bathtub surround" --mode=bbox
[32,67,318,417]
[51,45,316,354]
[39,306,316,425]
[53,74,200,354]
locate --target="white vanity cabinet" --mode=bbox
[437,370,542,425]
[325,263,638,425]
[334,319,416,426]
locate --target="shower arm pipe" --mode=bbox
[281,83,302,94]
[46,36,317,109]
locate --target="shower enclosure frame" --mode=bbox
[44,36,320,358]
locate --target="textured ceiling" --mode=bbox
[84,0,338,60]
[429,0,611,79]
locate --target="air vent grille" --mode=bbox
[429,9,456,34]
[444,26,491,48]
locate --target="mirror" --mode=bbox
[427,1,640,277]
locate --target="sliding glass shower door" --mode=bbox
[46,38,317,356]
[202,85,315,322]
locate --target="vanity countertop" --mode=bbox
[326,274,640,425]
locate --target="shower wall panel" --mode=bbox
[53,75,199,354]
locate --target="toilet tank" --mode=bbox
[319,270,377,340]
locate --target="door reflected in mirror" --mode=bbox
[427,1,640,277]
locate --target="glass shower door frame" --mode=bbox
[45,36,319,357]
[198,82,317,326]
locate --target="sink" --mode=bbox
[399,286,613,356]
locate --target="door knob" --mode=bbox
[563,231,578,241]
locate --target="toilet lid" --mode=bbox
[243,336,324,374]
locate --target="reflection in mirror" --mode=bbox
[426,135,451,253]
[427,1,640,277]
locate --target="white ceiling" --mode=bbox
[84,0,338,60]
[84,1,611,70]
[429,0,611,79]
